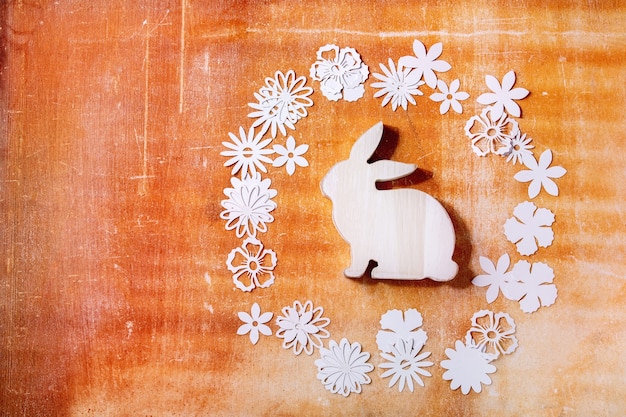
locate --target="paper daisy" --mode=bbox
[371,58,424,111]
[505,131,534,165]
[379,338,433,392]
[275,300,330,355]
[220,126,274,176]
[315,338,374,397]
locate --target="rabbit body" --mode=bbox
[321,122,458,281]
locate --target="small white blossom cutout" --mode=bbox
[398,39,451,88]
[441,340,496,395]
[309,44,369,102]
[429,79,469,114]
[272,136,309,175]
[237,302,273,344]
[477,71,530,119]
[376,308,428,353]
[511,260,557,313]
[472,254,525,303]
[379,338,433,392]
[466,310,518,358]
[248,70,314,138]
[505,131,534,165]
[226,237,277,292]
[315,338,374,397]
[220,172,277,238]
[464,107,519,156]
[372,58,424,111]
[514,149,567,198]
[504,201,555,256]
[275,300,330,355]
[220,126,273,176]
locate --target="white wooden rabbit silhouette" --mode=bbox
[321,122,458,281]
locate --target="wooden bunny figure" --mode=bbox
[321,122,458,281]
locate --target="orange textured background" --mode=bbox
[1,1,625,415]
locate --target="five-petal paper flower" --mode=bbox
[472,254,525,303]
[466,310,518,358]
[441,340,497,395]
[511,261,557,313]
[226,237,277,292]
[276,300,330,355]
[372,58,424,111]
[220,172,277,238]
[315,338,374,397]
[221,126,273,176]
[237,302,273,344]
[379,338,433,392]
[505,131,534,165]
[248,70,314,138]
[272,136,309,175]
[399,39,451,88]
[504,201,555,256]
[477,71,529,119]
[514,149,567,198]
[376,308,428,353]
[464,106,519,156]
[429,79,469,114]
[309,44,369,102]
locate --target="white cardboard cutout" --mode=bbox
[321,122,458,281]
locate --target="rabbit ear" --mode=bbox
[349,122,384,162]
[371,160,417,182]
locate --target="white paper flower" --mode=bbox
[441,340,497,395]
[371,58,424,111]
[272,136,309,175]
[376,308,428,353]
[237,302,273,344]
[429,79,469,114]
[511,260,557,313]
[315,338,374,397]
[505,131,534,165]
[220,126,274,176]
[472,254,525,303]
[379,338,433,392]
[464,107,519,156]
[226,237,277,292]
[398,39,451,88]
[276,300,330,355]
[476,71,530,119]
[504,201,555,256]
[309,44,369,102]
[466,310,518,358]
[248,70,314,138]
[220,172,277,238]
[514,149,567,198]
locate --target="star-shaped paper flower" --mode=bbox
[221,126,274,176]
[472,254,524,303]
[399,39,451,88]
[272,136,309,175]
[237,302,273,344]
[429,79,469,114]
[371,58,424,111]
[514,149,567,198]
[504,201,555,256]
[477,71,529,119]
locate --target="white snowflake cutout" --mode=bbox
[398,39,451,88]
[476,71,530,119]
[441,339,497,395]
[237,302,273,344]
[376,308,428,353]
[464,107,519,157]
[504,201,555,256]
[504,130,534,165]
[429,79,469,114]
[247,70,314,138]
[220,172,277,238]
[315,338,374,397]
[275,300,330,355]
[472,254,525,303]
[466,310,518,358]
[511,260,558,313]
[272,135,309,175]
[379,338,433,392]
[309,44,369,102]
[371,58,424,111]
[220,126,274,176]
[226,236,277,292]
[514,149,567,198]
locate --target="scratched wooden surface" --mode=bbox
[2,1,625,416]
